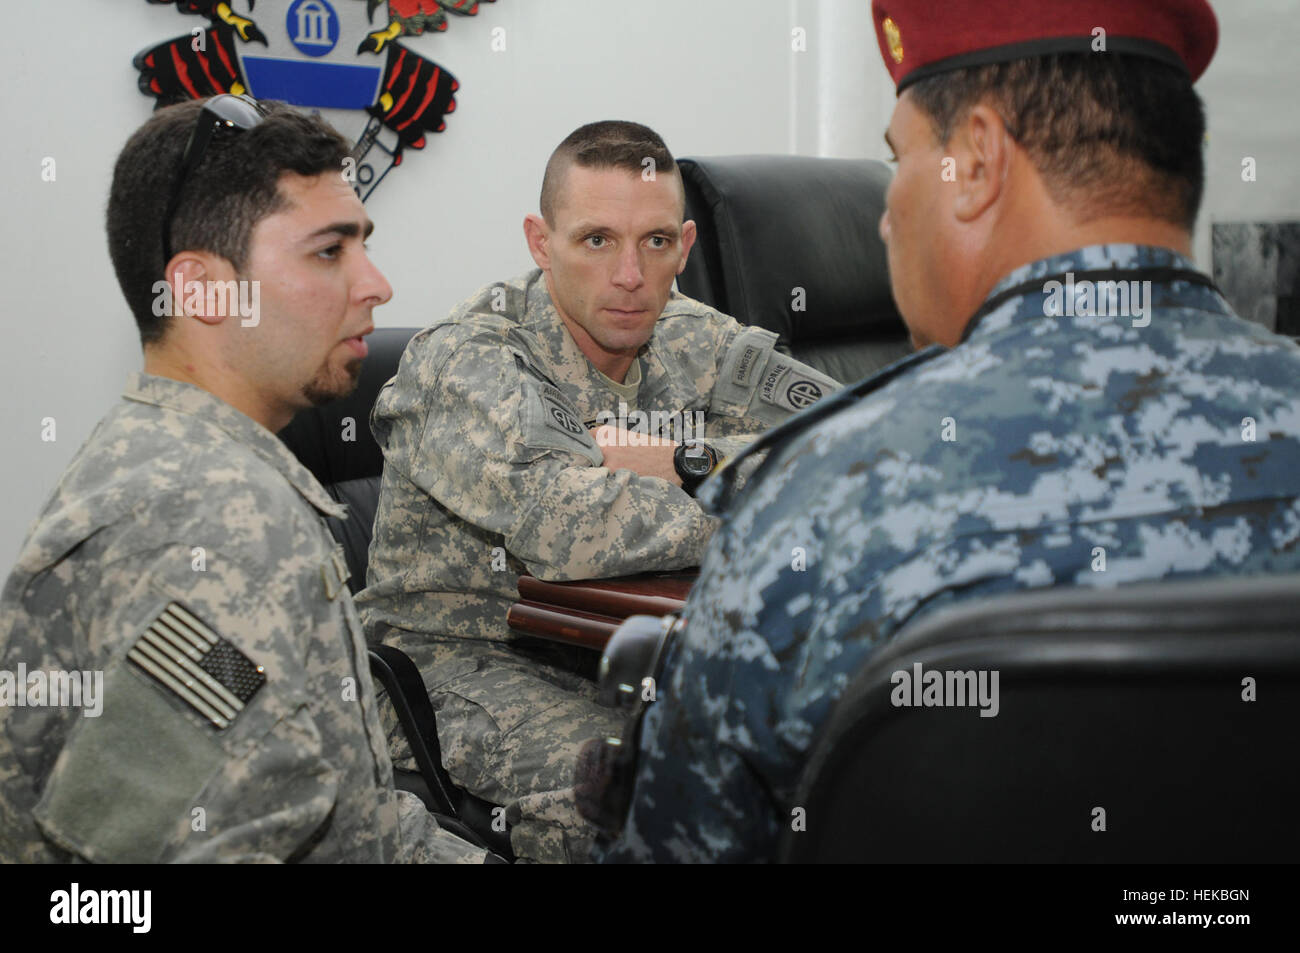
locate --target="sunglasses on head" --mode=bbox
[160,93,268,264]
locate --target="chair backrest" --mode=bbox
[779,574,1300,863]
[277,326,418,592]
[676,155,911,384]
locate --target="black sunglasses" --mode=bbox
[160,94,268,264]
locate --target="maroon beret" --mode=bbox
[871,0,1218,93]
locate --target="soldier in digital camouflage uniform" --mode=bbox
[600,0,1300,862]
[0,97,487,863]
[357,121,840,863]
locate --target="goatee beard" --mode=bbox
[302,358,362,407]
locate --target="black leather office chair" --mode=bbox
[779,573,1300,863]
[677,155,912,384]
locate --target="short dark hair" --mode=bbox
[539,120,678,225]
[907,53,1206,231]
[106,98,351,345]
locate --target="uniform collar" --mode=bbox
[521,270,691,420]
[523,273,605,395]
[124,373,346,520]
[965,243,1214,343]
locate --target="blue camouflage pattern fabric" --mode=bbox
[599,244,1300,863]
[357,268,840,862]
[0,374,485,863]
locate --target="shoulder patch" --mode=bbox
[712,326,780,417]
[759,359,828,412]
[519,376,602,464]
[539,382,586,438]
[127,602,266,731]
[512,354,587,437]
[733,343,765,388]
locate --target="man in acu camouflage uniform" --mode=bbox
[601,0,1300,862]
[0,97,487,862]
[357,121,840,862]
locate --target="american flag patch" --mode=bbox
[127,602,266,730]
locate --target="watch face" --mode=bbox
[680,446,714,477]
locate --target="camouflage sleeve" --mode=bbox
[706,325,842,433]
[697,325,842,468]
[30,542,350,863]
[381,331,717,580]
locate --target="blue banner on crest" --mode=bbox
[242,58,384,109]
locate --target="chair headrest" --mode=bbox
[677,155,902,344]
[277,326,418,486]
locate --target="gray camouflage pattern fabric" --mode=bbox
[357,268,840,862]
[600,244,1300,863]
[0,373,486,863]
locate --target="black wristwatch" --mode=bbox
[673,442,720,496]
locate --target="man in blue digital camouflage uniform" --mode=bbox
[598,0,1300,862]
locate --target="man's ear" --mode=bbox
[164,252,239,326]
[676,219,697,274]
[950,104,1012,224]
[523,214,551,270]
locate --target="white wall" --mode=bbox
[0,0,1296,567]
[1193,0,1300,266]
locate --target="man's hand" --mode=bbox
[589,425,682,487]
